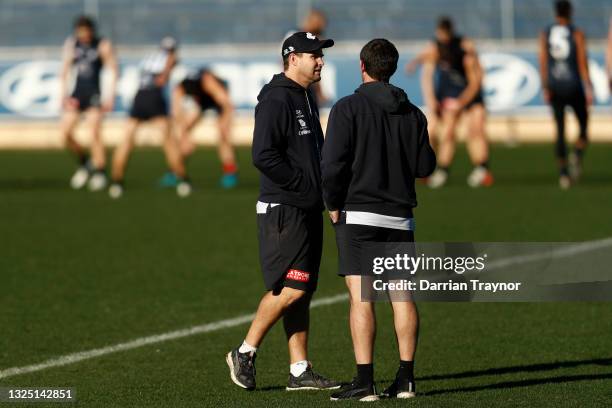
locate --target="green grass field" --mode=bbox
[1,144,611,407]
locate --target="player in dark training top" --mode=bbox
[109,37,191,198]
[169,68,238,189]
[59,15,118,191]
[607,17,612,93]
[539,0,593,189]
[407,17,493,189]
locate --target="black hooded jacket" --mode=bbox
[322,81,436,217]
[252,73,325,211]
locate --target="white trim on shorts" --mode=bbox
[345,211,415,231]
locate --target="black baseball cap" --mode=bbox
[281,31,334,57]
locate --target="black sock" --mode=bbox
[397,360,414,381]
[356,363,373,386]
[560,166,569,177]
[478,160,489,170]
[439,166,449,174]
[574,146,584,159]
[78,154,89,166]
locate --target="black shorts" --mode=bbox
[549,86,586,107]
[71,84,101,112]
[466,91,485,109]
[436,88,485,111]
[257,204,323,293]
[130,88,167,120]
[334,214,415,276]
[198,93,222,113]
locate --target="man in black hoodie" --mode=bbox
[226,32,339,392]
[323,39,436,401]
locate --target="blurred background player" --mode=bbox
[607,17,612,92]
[168,68,238,189]
[407,17,493,189]
[283,9,330,106]
[109,37,191,198]
[59,15,118,191]
[539,0,592,189]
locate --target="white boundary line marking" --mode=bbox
[1,237,611,380]
[0,294,348,380]
[485,237,612,271]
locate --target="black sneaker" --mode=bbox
[330,378,378,402]
[226,348,256,390]
[380,376,416,399]
[286,366,341,391]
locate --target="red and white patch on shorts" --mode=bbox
[286,269,310,283]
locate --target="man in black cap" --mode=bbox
[226,32,339,392]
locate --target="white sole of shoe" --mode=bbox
[559,177,571,190]
[70,173,89,190]
[177,183,192,197]
[286,385,342,391]
[88,176,107,192]
[225,352,249,390]
[108,186,123,199]
[396,391,416,399]
[330,395,379,402]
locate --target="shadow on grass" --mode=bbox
[418,358,612,381]
[0,178,67,191]
[256,385,287,392]
[421,372,612,396]
[257,358,612,393]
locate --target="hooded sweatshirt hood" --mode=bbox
[257,73,305,102]
[355,81,409,113]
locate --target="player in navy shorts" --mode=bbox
[59,15,118,191]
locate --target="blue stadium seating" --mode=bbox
[0,0,609,47]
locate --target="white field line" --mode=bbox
[484,237,612,271]
[1,237,611,380]
[0,294,348,380]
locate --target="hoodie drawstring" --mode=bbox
[304,90,322,160]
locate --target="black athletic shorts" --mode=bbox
[334,213,415,276]
[197,92,222,112]
[130,88,167,120]
[180,75,226,113]
[549,86,586,107]
[71,84,101,112]
[257,203,323,293]
[466,91,485,109]
[435,87,485,111]
[198,76,228,112]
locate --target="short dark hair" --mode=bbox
[437,16,454,33]
[283,52,302,70]
[555,0,572,18]
[359,39,399,82]
[74,15,96,31]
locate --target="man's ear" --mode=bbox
[360,59,366,74]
